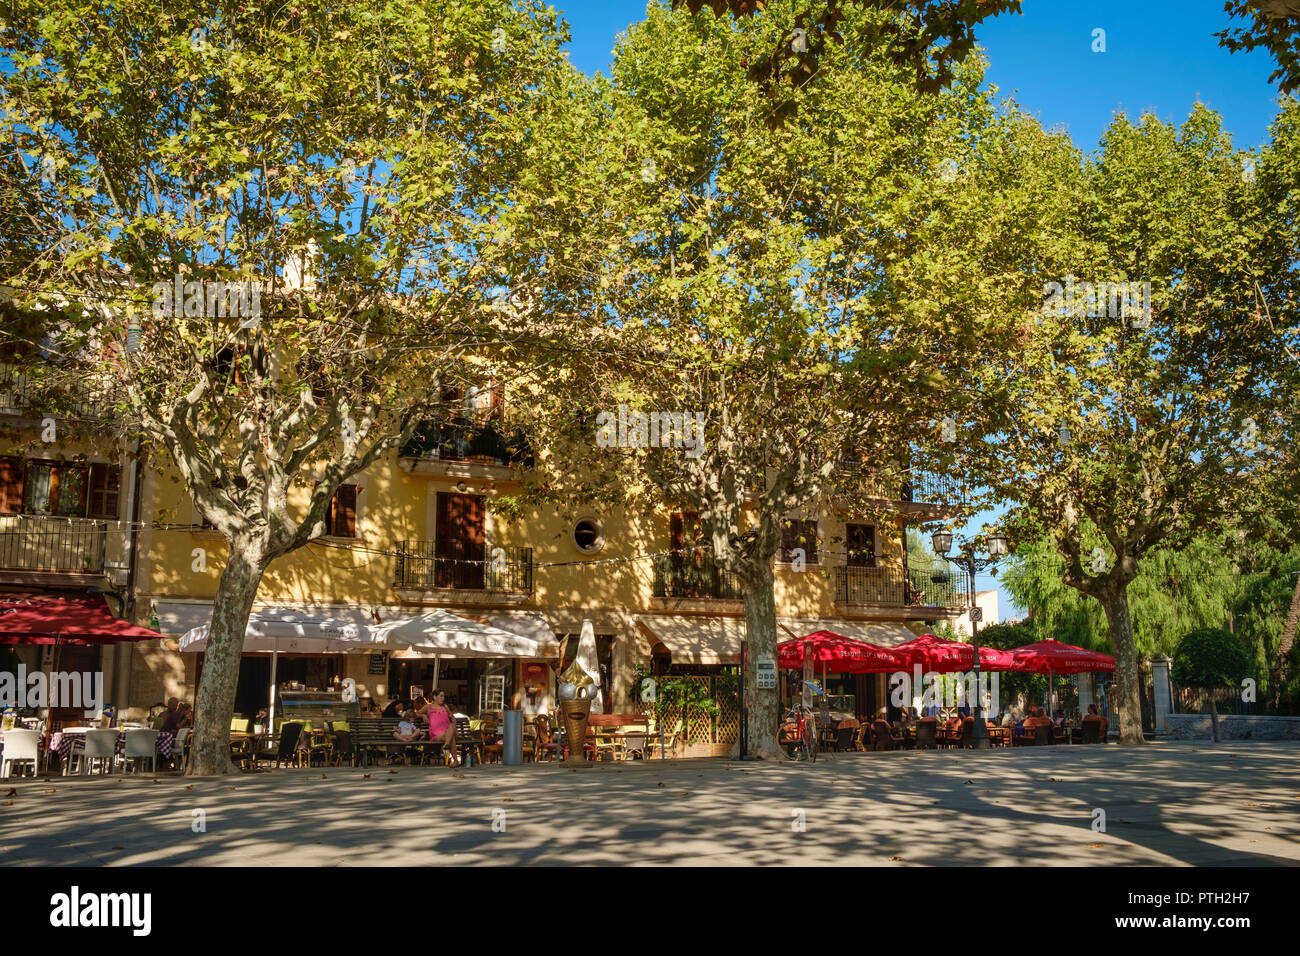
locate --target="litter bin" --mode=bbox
[503,709,523,766]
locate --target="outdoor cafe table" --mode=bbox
[50,729,177,773]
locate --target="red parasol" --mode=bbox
[0,593,163,645]
[1008,639,1115,674]
[890,633,1016,673]
[777,630,905,673]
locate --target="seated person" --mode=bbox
[957,703,971,718]
[360,698,381,718]
[1082,703,1108,738]
[393,711,425,742]
[381,697,409,719]
[1023,707,1052,731]
[1051,709,1066,728]
[160,702,193,735]
[944,711,965,736]
[417,690,460,765]
[895,706,915,731]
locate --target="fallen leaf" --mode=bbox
[43,788,55,794]
[676,790,690,796]
[321,774,327,779]
[503,797,515,803]
[656,782,665,787]
[184,784,194,790]
[1087,843,1104,849]
[963,779,974,785]
[111,845,123,850]
[888,856,903,862]
[1244,801,1257,807]
[1048,777,1058,782]
[151,778,160,783]
[388,770,398,775]
[4,800,11,806]
[4,788,14,797]
[362,774,373,779]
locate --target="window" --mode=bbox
[0,458,121,519]
[846,523,876,567]
[0,457,23,514]
[780,519,819,564]
[23,461,87,516]
[572,516,605,555]
[88,463,121,520]
[327,484,358,538]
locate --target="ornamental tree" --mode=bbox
[509,1,1043,759]
[0,0,576,773]
[979,103,1298,744]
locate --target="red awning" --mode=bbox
[0,593,163,645]
[891,633,1017,673]
[1008,639,1116,674]
[777,630,904,673]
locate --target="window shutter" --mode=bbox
[331,484,358,538]
[88,463,121,520]
[0,457,23,514]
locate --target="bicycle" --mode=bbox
[781,681,822,762]
[780,703,818,762]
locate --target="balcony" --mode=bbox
[393,541,534,597]
[833,564,968,612]
[652,554,744,602]
[0,364,111,421]
[834,462,964,510]
[398,419,534,476]
[0,515,115,587]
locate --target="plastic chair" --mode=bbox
[75,729,120,775]
[170,728,191,770]
[123,729,160,773]
[1,729,40,778]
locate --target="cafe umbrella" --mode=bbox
[179,607,375,735]
[1007,639,1116,714]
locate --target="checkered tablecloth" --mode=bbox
[50,730,175,761]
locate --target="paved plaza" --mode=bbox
[2,741,1298,866]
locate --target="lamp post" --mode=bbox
[932,530,1008,750]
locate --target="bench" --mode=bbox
[352,718,445,767]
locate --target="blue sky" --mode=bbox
[553,0,1287,618]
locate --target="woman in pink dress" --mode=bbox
[418,690,458,765]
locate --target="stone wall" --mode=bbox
[1163,714,1300,740]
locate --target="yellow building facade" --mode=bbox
[1,366,968,746]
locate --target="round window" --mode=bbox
[572,517,605,555]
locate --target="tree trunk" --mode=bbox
[1270,571,1300,710]
[1098,584,1146,745]
[740,558,781,760]
[187,537,267,776]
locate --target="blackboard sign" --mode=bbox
[368,653,387,675]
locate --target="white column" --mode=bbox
[1151,655,1172,734]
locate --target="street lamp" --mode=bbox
[930,529,1008,750]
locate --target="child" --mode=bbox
[393,710,424,742]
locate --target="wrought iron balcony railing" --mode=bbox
[652,553,744,601]
[834,462,964,507]
[0,364,112,420]
[400,418,534,469]
[393,541,533,593]
[0,515,108,574]
[833,563,969,610]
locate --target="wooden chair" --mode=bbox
[914,719,939,750]
[535,715,559,762]
[1080,720,1102,744]
[480,718,503,764]
[521,723,538,762]
[871,720,901,751]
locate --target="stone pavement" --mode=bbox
[2,740,1298,866]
